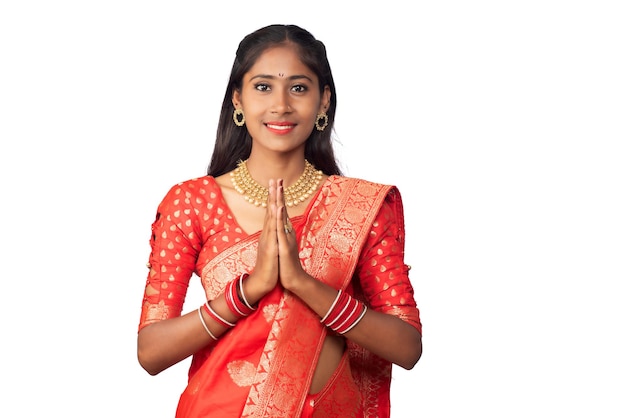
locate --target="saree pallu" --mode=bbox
[139,175,421,417]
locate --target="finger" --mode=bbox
[270,179,280,233]
[283,216,293,235]
[256,179,279,279]
[276,200,286,235]
[276,178,284,208]
[276,205,301,284]
[266,178,274,208]
[267,178,274,206]
[276,184,293,236]
[263,180,273,231]
[275,179,293,235]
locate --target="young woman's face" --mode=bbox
[233,45,330,154]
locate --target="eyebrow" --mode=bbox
[249,74,314,83]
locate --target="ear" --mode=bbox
[232,89,242,108]
[319,86,331,113]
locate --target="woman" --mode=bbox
[137,24,422,417]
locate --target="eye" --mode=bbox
[291,84,307,93]
[254,83,271,92]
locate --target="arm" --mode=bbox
[137,293,248,375]
[289,277,422,369]
[280,191,422,370]
[137,180,282,375]
[136,183,242,375]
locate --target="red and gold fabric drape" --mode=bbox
[139,175,421,418]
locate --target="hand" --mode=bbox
[246,179,281,300]
[274,179,309,291]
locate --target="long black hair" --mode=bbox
[207,24,342,177]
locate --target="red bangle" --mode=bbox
[203,301,235,328]
[335,303,367,334]
[238,273,256,311]
[321,290,367,334]
[224,278,255,318]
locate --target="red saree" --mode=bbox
[139,175,421,417]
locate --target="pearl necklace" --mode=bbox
[230,159,323,208]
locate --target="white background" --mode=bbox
[1,1,625,417]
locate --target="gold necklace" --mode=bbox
[230,159,323,208]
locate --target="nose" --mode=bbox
[271,89,292,114]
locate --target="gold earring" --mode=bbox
[233,108,245,127]
[315,112,328,131]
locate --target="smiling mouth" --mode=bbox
[266,123,296,130]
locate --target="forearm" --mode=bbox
[137,293,239,375]
[342,307,422,369]
[137,311,209,375]
[287,274,422,370]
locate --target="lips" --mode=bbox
[265,122,296,134]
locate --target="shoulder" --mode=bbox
[164,175,217,195]
[169,175,216,192]
[329,175,400,197]
[157,176,219,209]
[329,176,405,222]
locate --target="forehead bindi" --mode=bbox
[247,46,316,82]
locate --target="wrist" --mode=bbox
[284,271,315,297]
[320,289,367,335]
[242,273,273,305]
